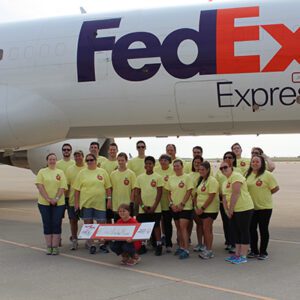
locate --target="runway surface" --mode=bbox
[0,163,299,300]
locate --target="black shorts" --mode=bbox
[137,213,161,227]
[199,212,218,220]
[172,210,193,221]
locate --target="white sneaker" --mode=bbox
[70,239,78,250]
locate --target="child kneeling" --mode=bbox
[110,204,141,266]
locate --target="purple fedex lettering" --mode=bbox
[77,18,121,82]
[77,11,217,82]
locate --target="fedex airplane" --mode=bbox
[0,0,300,172]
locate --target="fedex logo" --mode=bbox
[77,6,300,82]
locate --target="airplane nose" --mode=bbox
[0,86,69,149]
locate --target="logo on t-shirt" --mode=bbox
[56,174,61,181]
[164,175,169,182]
[124,178,130,186]
[178,181,185,188]
[240,161,246,167]
[201,185,206,192]
[256,179,263,187]
[97,175,103,181]
[151,179,157,187]
[226,182,231,189]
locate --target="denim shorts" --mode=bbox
[81,208,106,222]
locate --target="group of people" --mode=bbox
[35,140,279,266]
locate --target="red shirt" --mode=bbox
[117,217,142,250]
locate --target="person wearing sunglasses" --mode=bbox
[220,162,254,265]
[251,147,276,172]
[215,151,241,253]
[73,153,112,254]
[193,161,219,259]
[231,143,250,175]
[245,155,279,260]
[165,159,193,259]
[65,150,86,250]
[127,140,147,177]
[56,143,75,175]
[36,153,68,255]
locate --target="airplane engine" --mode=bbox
[0,138,113,174]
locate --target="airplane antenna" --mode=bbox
[80,7,87,14]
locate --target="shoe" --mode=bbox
[166,247,172,253]
[70,239,78,250]
[225,255,238,262]
[199,250,214,259]
[179,249,189,259]
[120,254,129,265]
[257,254,268,260]
[193,244,206,252]
[225,244,231,251]
[52,247,59,255]
[89,245,97,254]
[161,235,166,246]
[46,247,52,255]
[126,258,138,266]
[231,256,247,264]
[248,251,259,258]
[133,254,141,263]
[138,245,147,255]
[228,246,236,254]
[174,247,183,256]
[155,245,162,256]
[99,244,109,253]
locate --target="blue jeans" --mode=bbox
[109,241,136,257]
[38,204,65,234]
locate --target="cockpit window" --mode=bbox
[0,49,3,60]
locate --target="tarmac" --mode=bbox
[0,162,299,300]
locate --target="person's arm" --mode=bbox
[222,195,229,217]
[271,186,279,194]
[262,153,276,172]
[54,188,65,203]
[197,193,216,215]
[178,189,192,211]
[168,191,177,212]
[150,186,163,213]
[228,182,242,218]
[36,184,52,204]
[106,188,112,210]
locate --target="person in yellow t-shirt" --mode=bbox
[251,147,276,172]
[135,156,163,256]
[36,153,68,255]
[193,161,219,259]
[189,155,204,253]
[184,146,203,174]
[221,161,254,264]
[56,143,75,175]
[65,150,86,250]
[110,152,136,221]
[154,154,174,252]
[127,140,147,176]
[165,159,193,259]
[215,151,242,253]
[89,141,107,168]
[231,142,250,175]
[246,155,279,260]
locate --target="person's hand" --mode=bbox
[171,205,178,213]
[148,206,155,214]
[227,208,234,219]
[74,202,79,211]
[49,199,57,206]
[195,208,203,215]
[126,238,133,243]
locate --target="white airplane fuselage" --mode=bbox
[0,0,300,150]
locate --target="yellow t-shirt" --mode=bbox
[236,158,250,175]
[101,159,118,175]
[165,174,194,210]
[97,156,108,168]
[135,172,163,213]
[154,165,175,211]
[73,168,111,211]
[65,164,86,206]
[184,161,192,174]
[56,159,75,175]
[127,157,145,176]
[215,167,242,194]
[110,169,136,212]
[222,172,254,212]
[195,176,219,213]
[36,167,68,206]
[189,172,200,199]
[246,171,278,210]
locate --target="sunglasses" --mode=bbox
[62,148,71,152]
[224,156,233,159]
[220,166,229,171]
[251,152,260,155]
[137,145,145,149]
[86,159,95,162]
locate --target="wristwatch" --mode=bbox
[141,204,145,209]
[55,196,60,201]
[169,201,174,207]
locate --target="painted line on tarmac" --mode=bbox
[0,238,275,300]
